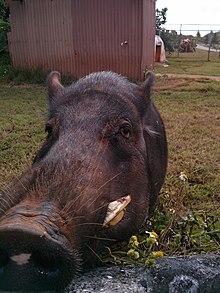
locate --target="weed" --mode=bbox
[0,66,74,85]
[103,176,219,266]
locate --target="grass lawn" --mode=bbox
[155,49,220,76]
[0,86,46,184]
[154,77,220,213]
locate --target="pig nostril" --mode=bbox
[0,249,9,270]
[31,250,61,276]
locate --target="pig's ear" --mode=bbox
[136,71,154,117]
[47,71,63,104]
[138,71,168,214]
[139,71,154,103]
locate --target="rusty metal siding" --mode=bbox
[7,0,155,80]
[142,0,156,74]
[71,0,143,79]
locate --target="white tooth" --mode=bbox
[103,195,131,228]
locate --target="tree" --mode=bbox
[209,31,214,44]
[156,8,168,34]
[196,31,201,42]
[160,30,179,53]
[0,0,9,22]
[203,34,209,45]
[156,8,178,53]
[211,33,218,46]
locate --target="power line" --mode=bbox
[180,30,219,32]
[166,23,220,26]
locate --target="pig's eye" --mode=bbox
[45,123,53,136]
[119,124,131,139]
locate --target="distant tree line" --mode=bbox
[201,31,220,47]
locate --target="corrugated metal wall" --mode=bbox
[7,0,155,80]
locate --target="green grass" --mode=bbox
[154,78,220,212]
[0,86,46,184]
[155,49,220,76]
[0,76,219,263]
[0,53,73,85]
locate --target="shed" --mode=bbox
[6,0,156,80]
[155,35,167,63]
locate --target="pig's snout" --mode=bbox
[0,213,78,291]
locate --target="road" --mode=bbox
[196,44,219,52]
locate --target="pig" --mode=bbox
[0,71,167,291]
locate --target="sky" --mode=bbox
[156,0,220,36]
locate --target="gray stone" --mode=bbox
[65,254,220,293]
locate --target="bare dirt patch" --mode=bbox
[156,73,220,82]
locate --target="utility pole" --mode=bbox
[207,32,213,61]
[207,44,211,61]
[177,24,182,58]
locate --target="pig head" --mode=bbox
[0,71,167,291]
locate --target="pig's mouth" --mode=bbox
[0,195,131,291]
[103,195,131,228]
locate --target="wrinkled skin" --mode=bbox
[0,71,167,291]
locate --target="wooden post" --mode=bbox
[177,24,182,58]
[207,44,211,61]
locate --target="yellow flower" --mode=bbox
[151,231,158,238]
[127,249,140,259]
[131,235,138,242]
[145,258,156,266]
[146,237,156,245]
[133,251,140,259]
[179,172,188,182]
[169,208,175,214]
[146,230,158,239]
[129,235,139,247]
[127,248,135,256]
[152,251,164,258]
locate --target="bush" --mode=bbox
[0,0,10,55]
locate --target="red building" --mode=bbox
[6,0,156,80]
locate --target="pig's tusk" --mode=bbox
[103,195,131,228]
